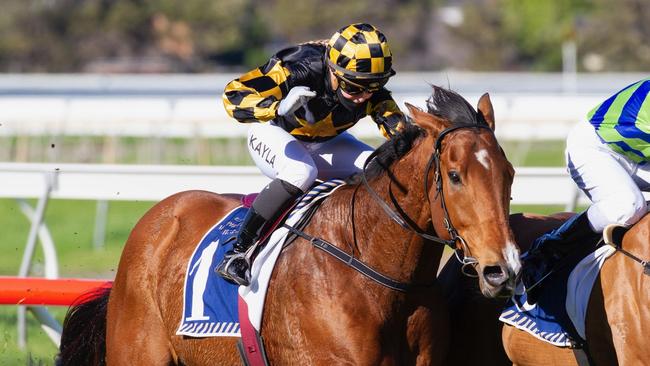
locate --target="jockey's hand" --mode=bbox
[393,121,406,134]
[378,116,406,139]
[277,86,316,117]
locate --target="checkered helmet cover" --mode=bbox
[326,23,395,81]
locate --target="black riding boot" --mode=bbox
[216,179,302,286]
[521,211,601,302]
[216,207,266,286]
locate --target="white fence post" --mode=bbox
[16,171,56,349]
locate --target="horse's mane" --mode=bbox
[358,86,487,180]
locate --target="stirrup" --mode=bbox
[216,252,252,286]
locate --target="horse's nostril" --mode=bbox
[483,265,507,287]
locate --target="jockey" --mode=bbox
[216,23,406,286]
[523,77,650,295]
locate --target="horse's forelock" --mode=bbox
[426,85,486,127]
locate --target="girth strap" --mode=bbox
[283,224,411,292]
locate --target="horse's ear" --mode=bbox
[477,93,495,131]
[405,102,447,135]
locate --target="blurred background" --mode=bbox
[0,0,648,364]
[2,0,648,73]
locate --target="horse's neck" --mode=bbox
[626,215,650,258]
[323,146,444,284]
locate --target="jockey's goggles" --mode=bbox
[336,74,388,95]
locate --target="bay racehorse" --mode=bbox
[57,86,520,365]
[442,212,650,365]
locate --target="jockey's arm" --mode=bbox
[368,94,406,139]
[222,58,290,123]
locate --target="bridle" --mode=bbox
[284,123,497,291]
[361,124,494,276]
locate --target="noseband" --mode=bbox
[362,124,494,275]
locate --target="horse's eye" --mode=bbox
[448,171,461,184]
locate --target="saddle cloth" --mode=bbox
[176,179,345,337]
[499,244,616,347]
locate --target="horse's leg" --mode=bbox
[161,192,243,365]
[105,197,183,364]
[106,285,173,365]
[107,191,243,365]
[405,288,449,366]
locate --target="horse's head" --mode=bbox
[406,87,519,298]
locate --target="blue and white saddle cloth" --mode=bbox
[499,244,615,347]
[176,206,245,337]
[176,179,346,337]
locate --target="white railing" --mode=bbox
[3,72,644,141]
[0,163,585,205]
[0,94,601,141]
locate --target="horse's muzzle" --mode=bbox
[481,264,516,297]
[483,265,509,287]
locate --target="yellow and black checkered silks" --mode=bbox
[326,23,395,80]
[223,42,405,141]
[223,57,290,123]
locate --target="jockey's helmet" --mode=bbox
[326,23,395,93]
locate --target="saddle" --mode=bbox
[500,223,634,348]
[239,187,329,265]
[603,224,628,248]
[603,223,650,276]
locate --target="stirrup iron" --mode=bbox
[216,251,252,286]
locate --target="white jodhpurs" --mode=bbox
[246,122,374,192]
[565,121,650,232]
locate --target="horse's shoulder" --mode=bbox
[628,213,650,236]
[619,214,650,254]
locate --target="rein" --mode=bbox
[611,246,650,275]
[361,124,492,274]
[606,242,650,276]
[283,225,412,292]
[284,123,495,292]
[604,225,650,275]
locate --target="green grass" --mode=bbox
[501,140,566,167]
[0,200,153,277]
[0,135,567,167]
[0,306,66,366]
[0,136,254,165]
[0,199,153,365]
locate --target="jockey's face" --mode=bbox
[329,69,375,104]
[339,89,374,103]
